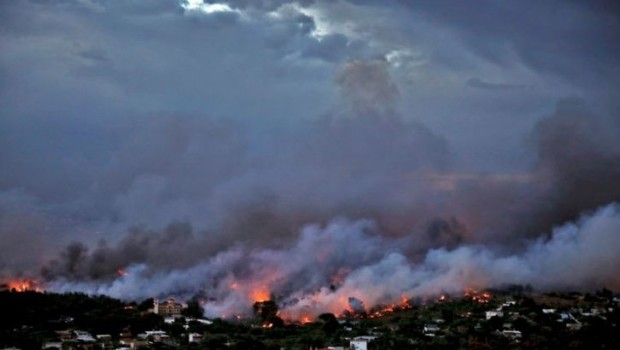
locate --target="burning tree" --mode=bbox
[253,300,283,328]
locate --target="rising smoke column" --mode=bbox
[3,57,620,320]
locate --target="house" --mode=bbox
[74,330,96,342]
[502,300,517,307]
[154,297,184,316]
[42,341,63,349]
[188,333,203,343]
[423,323,440,337]
[164,316,179,324]
[187,317,213,325]
[56,330,73,342]
[350,336,376,350]
[486,310,504,320]
[502,330,522,340]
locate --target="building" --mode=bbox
[485,310,504,320]
[502,329,522,340]
[154,297,184,317]
[424,323,441,336]
[188,333,203,343]
[74,330,96,342]
[350,336,376,350]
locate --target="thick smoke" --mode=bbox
[530,98,620,235]
[48,203,620,320]
[2,57,620,320]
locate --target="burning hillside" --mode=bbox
[2,278,43,293]
[30,202,619,322]
[1,42,620,325]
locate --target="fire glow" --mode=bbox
[5,279,43,293]
[251,288,270,303]
[464,288,492,304]
[368,295,412,318]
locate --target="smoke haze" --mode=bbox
[1,0,619,319]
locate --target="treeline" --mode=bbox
[0,290,161,348]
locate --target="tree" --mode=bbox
[318,313,339,335]
[183,299,204,318]
[253,300,278,323]
[138,298,154,312]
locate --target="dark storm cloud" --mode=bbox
[396,0,620,89]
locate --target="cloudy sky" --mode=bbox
[1,0,619,287]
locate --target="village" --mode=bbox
[1,285,618,349]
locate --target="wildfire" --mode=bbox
[369,305,394,318]
[400,294,410,308]
[5,279,43,292]
[464,288,492,303]
[438,294,446,302]
[116,268,128,277]
[300,316,312,324]
[368,295,413,318]
[251,288,270,302]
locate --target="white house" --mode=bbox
[188,333,203,343]
[350,336,376,350]
[74,330,96,342]
[485,311,504,320]
[424,323,441,335]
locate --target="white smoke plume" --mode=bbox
[48,202,620,320]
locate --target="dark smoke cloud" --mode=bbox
[531,98,620,232]
[35,65,620,304]
[48,203,620,320]
[1,0,619,320]
[35,58,451,282]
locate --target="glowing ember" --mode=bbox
[464,288,492,303]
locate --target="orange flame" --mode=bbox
[400,294,411,308]
[464,288,492,303]
[250,287,270,303]
[6,279,42,292]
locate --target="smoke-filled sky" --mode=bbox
[1,0,620,318]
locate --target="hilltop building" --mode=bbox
[154,297,184,317]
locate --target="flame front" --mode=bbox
[464,288,492,303]
[6,279,43,292]
[250,287,270,303]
